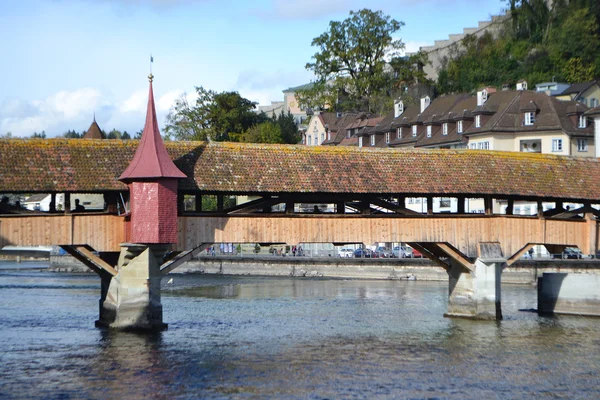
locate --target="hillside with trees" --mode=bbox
[436,0,600,94]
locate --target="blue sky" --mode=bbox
[0,0,505,137]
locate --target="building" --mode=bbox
[414,15,506,81]
[554,81,600,108]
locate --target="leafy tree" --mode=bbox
[134,129,143,139]
[165,87,266,141]
[242,121,283,143]
[107,129,122,139]
[1,132,12,138]
[31,131,46,139]
[300,9,405,112]
[121,131,131,140]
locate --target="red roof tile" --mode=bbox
[1,140,600,202]
[119,78,186,182]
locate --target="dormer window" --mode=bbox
[346,130,351,139]
[370,134,375,146]
[394,99,404,118]
[524,112,535,126]
[385,132,390,144]
[426,125,432,137]
[457,120,463,133]
[442,123,448,135]
[412,125,417,137]
[475,115,481,128]
[397,127,402,139]
[327,132,331,141]
[579,115,587,128]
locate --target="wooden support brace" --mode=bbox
[161,243,209,275]
[436,243,474,272]
[506,243,537,266]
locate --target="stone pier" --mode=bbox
[96,244,169,331]
[538,272,600,317]
[445,259,503,320]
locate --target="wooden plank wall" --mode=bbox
[178,215,595,258]
[1,214,595,257]
[0,215,127,251]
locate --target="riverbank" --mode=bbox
[46,254,600,285]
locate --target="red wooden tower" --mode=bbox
[119,74,186,244]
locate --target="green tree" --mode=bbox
[300,9,405,112]
[107,129,122,139]
[165,87,266,141]
[121,131,131,140]
[63,129,81,138]
[274,111,301,144]
[241,121,283,143]
[31,131,46,138]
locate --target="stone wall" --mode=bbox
[49,254,600,283]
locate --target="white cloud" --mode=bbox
[0,86,185,138]
[120,90,148,113]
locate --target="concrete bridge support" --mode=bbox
[538,273,600,317]
[96,243,168,331]
[445,259,503,320]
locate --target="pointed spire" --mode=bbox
[119,75,186,182]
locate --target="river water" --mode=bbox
[1,260,599,399]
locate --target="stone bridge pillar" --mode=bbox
[96,244,168,330]
[445,259,503,320]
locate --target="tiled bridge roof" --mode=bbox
[1,138,599,202]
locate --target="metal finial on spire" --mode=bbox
[93,112,96,122]
[149,54,154,82]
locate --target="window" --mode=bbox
[346,130,351,139]
[579,115,587,128]
[524,112,535,126]
[475,115,481,128]
[470,141,490,150]
[442,123,448,135]
[359,136,363,148]
[327,132,331,141]
[320,133,324,144]
[578,139,588,152]
[552,138,563,152]
[370,134,375,146]
[397,128,402,139]
[426,125,432,137]
[308,136,312,146]
[412,125,417,137]
[385,132,390,144]
[457,120,463,133]
[591,98,598,108]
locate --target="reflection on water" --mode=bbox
[0,261,599,399]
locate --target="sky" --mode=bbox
[0,0,506,137]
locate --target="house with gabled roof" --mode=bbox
[356,116,385,148]
[462,89,595,156]
[554,81,600,108]
[320,112,359,146]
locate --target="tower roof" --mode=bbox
[119,75,186,182]
[83,119,105,139]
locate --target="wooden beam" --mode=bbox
[457,196,465,214]
[506,199,514,215]
[426,196,433,215]
[436,243,474,272]
[60,245,118,277]
[161,244,209,275]
[506,243,537,266]
[407,242,450,270]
